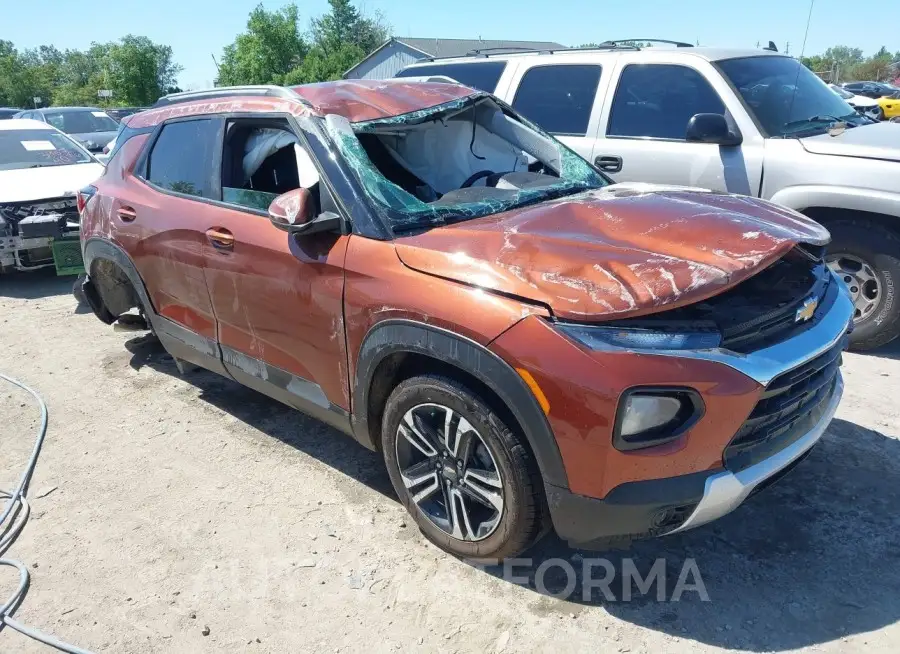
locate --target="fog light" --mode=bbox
[614,389,704,451]
[620,395,682,437]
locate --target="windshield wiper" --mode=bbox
[781,114,862,133]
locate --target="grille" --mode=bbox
[724,335,846,472]
[606,249,829,354]
[718,263,830,353]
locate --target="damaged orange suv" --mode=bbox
[79,81,854,559]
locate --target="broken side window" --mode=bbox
[323,95,607,232]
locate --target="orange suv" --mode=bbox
[78,82,854,559]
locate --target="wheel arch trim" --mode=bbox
[353,319,569,489]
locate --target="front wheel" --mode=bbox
[825,220,900,350]
[381,374,546,560]
[870,106,885,121]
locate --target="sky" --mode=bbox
[5,0,899,89]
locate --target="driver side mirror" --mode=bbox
[686,113,743,146]
[268,187,342,236]
[268,187,314,232]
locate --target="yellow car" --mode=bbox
[875,92,900,120]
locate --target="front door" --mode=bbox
[201,117,351,419]
[594,58,763,196]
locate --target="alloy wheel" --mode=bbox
[395,403,504,541]
[828,254,882,322]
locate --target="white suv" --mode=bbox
[396,42,900,350]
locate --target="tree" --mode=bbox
[217,3,308,86]
[218,1,389,86]
[0,40,31,107]
[106,35,181,105]
[282,43,365,85]
[309,0,387,57]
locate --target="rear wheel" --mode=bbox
[825,219,900,350]
[381,374,545,560]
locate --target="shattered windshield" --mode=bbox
[323,94,607,232]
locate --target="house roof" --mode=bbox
[343,37,568,77]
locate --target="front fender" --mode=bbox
[770,185,900,219]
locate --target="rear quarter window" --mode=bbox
[107,118,153,162]
[396,61,507,93]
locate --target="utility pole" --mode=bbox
[785,42,790,55]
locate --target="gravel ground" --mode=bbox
[1,269,899,653]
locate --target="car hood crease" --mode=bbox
[394,184,831,321]
[800,122,900,162]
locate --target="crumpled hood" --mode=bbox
[394,184,830,320]
[800,122,900,163]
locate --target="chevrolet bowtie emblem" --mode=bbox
[795,296,818,323]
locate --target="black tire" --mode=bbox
[381,374,546,561]
[826,219,900,350]
[871,106,885,121]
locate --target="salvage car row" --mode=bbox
[0,41,897,561]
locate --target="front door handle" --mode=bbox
[206,227,235,251]
[117,206,137,222]
[594,155,623,173]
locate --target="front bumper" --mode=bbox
[549,372,842,549]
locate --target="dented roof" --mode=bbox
[131,80,477,129]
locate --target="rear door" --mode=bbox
[505,57,611,161]
[124,117,224,368]
[594,54,764,195]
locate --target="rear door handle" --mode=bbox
[206,227,235,251]
[594,155,623,173]
[117,206,137,222]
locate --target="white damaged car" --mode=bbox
[0,119,104,274]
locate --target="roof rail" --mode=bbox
[421,43,639,62]
[152,85,297,108]
[466,46,546,56]
[600,39,695,48]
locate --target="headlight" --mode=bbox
[614,389,704,451]
[557,324,721,351]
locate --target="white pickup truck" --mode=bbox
[396,43,900,349]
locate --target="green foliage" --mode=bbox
[107,36,181,105]
[802,44,900,82]
[217,3,308,86]
[219,0,388,87]
[0,37,180,108]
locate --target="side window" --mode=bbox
[221,120,320,213]
[395,61,507,93]
[512,64,602,136]
[607,64,726,140]
[146,119,218,198]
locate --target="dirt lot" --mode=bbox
[1,269,899,653]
